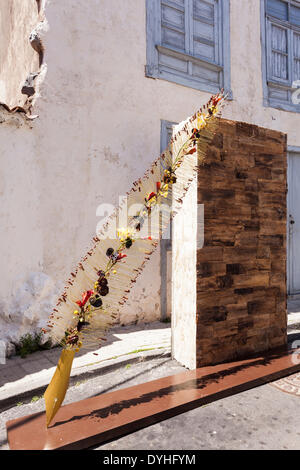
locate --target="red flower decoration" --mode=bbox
[156,182,161,191]
[76,290,94,308]
[147,192,156,201]
[116,253,127,261]
[212,95,222,106]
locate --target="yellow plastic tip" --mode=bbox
[44,349,75,428]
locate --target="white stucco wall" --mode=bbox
[0,0,299,354]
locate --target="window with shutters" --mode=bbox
[262,0,300,112]
[146,0,231,95]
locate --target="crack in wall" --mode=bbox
[36,0,42,13]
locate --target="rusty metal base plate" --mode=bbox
[6,347,300,450]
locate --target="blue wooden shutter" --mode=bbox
[191,0,221,85]
[161,0,186,52]
[160,120,177,320]
[264,0,300,111]
[268,23,289,82]
[291,4,300,27]
[146,0,231,95]
[266,0,288,21]
[160,119,177,151]
[158,0,190,77]
[293,32,300,80]
[192,0,218,61]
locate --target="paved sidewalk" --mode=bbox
[288,311,300,328]
[0,322,171,407]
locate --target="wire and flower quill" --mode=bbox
[43,92,226,427]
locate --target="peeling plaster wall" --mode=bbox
[1,0,300,353]
[0,0,40,109]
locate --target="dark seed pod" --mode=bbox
[89,295,103,308]
[97,269,105,279]
[77,321,90,332]
[99,277,108,287]
[99,285,109,296]
[192,128,201,139]
[106,248,114,257]
[125,238,133,249]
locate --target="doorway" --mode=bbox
[287,148,300,345]
[287,149,300,297]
